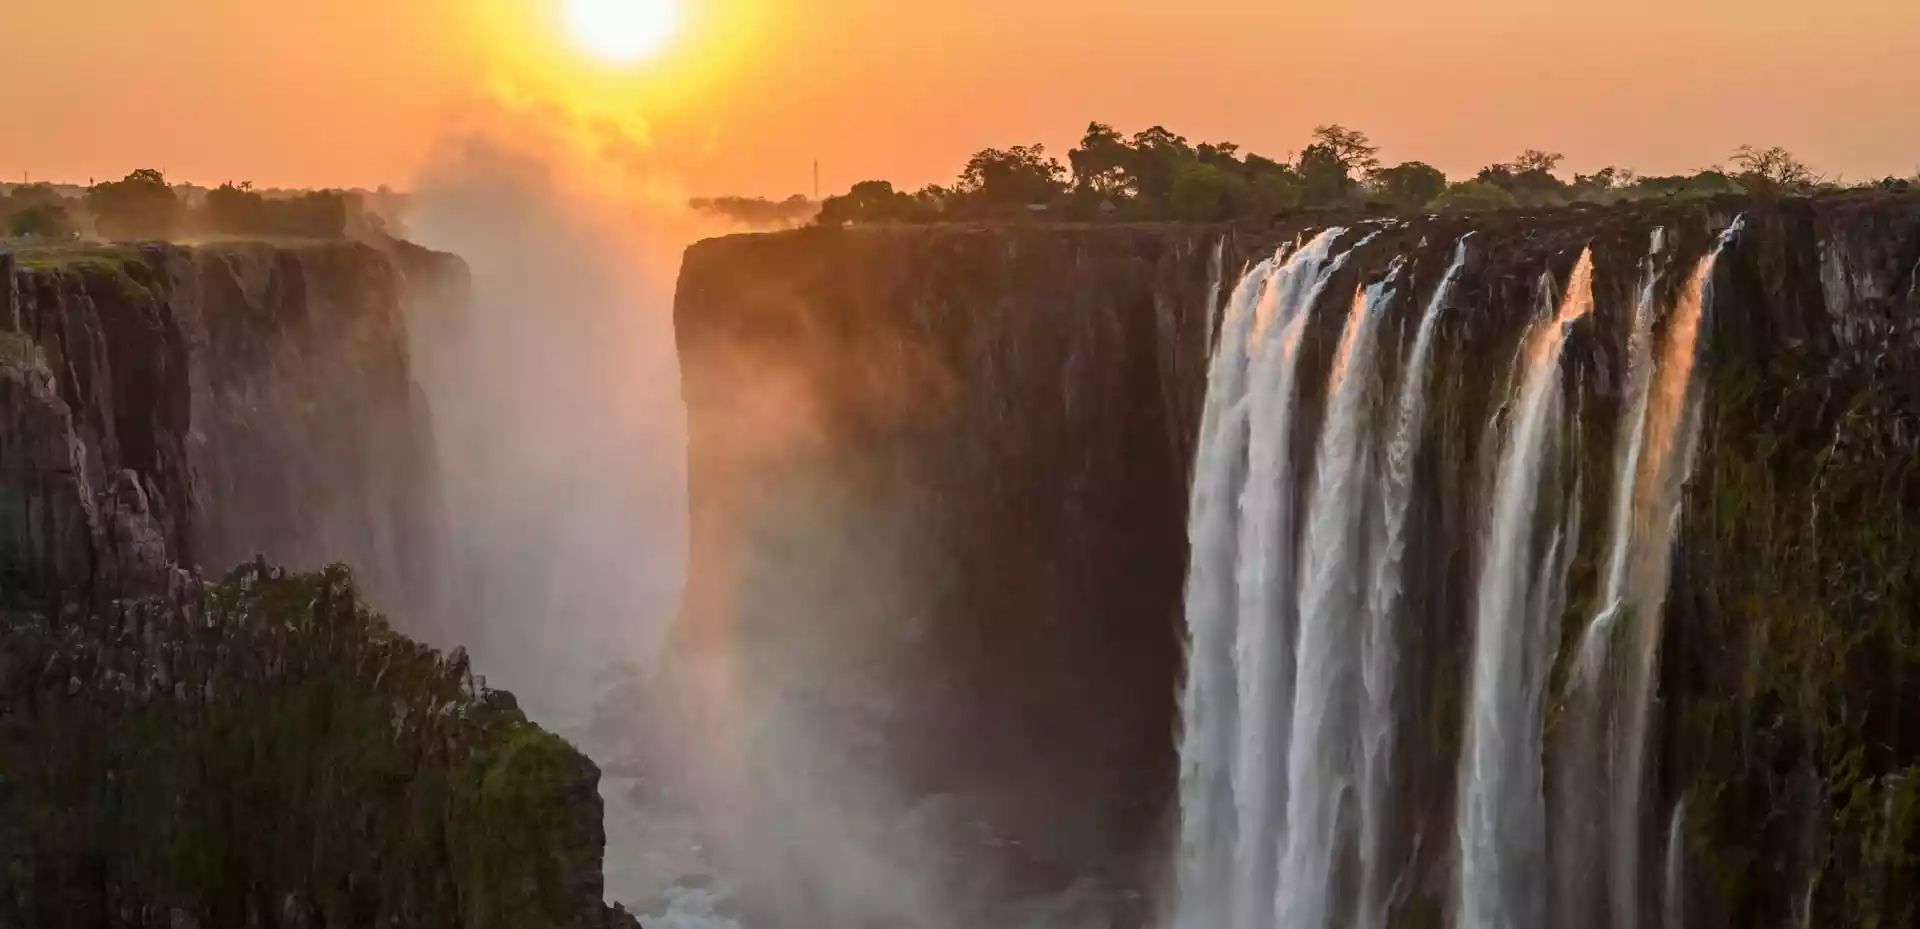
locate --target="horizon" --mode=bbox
[2,0,1917,199]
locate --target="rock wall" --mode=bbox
[0,240,634,929]
[672,195,1920,926]
[0,240,458,616]
[675,226,1219,896]
[0,561,639,929]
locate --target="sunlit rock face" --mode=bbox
[673,194,1920,928]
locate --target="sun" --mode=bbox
[565,0,678,64]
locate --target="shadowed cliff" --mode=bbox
[671,194,1920,927]
[0,240,635,929]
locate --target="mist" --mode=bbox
[395,113,978,928]
[404,127,690,726]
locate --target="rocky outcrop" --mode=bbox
[0,562,640,929]
[1,240,634,929]
[672,194,1920,927]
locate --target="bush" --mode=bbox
[1428,181,1518,212]
[196,183,350,238]
[5,204,73,239]
[0,563,610,928]
[85,169,180,241]
[1371,162,1448,212]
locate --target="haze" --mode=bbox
[3,0,1917,195]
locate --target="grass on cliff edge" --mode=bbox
[6,242,142,269]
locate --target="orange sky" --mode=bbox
[3,0,1917,197]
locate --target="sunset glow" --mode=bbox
[566,0,678,63]
[0,0,1915,195]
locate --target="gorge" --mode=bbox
[673,193,1920,928]
[0,240,638,927]
[3,191,1918,929]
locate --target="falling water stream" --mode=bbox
[1456,251,1593,929]
[1228,230,1349,929]
[1172,223,1736,929]
[1357,238,1470,929]
[1277,263,1402,929]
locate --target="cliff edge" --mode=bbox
[0,240,637,929]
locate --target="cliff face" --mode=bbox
[675,226,1218,886]
[0,563,636,929]
[0,241,634,929]
[673,196,1920,926]
[0,241,456,614]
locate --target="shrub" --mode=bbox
[1428,181,1518,212]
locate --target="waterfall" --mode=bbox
[1228,229,1350,929]
[1357,238,1470,929]
[1175,251,1274,929]
[1171,222,1732,929]
[1554,228,1666,929]
[1609,225,1732,928]
[1175,230,1350,929]
[1664,800,1688,929]
[1456,250,1592,929]
[1276,264,1402,929]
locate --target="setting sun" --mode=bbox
[566,0,677,63]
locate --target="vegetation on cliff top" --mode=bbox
[0,563,631,929]
[799,123,1913,225]
[2,170,401,245]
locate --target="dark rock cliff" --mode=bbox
[672,195,1920,926]
[0,241,455,613]
[675,226,1218,898]
[0,241,635,929]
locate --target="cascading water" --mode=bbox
[1664,800,1689,929]
[1228,229,1350,929]
[1554,228,1667,929]
[1176,230,1351,929]
[1277,264,1402,929]
[1357,237,1470,929]
[1172,221,1734,929]
[1456,251,1593,929]
[1608,224,1732,929]
[1175,252,1273,929]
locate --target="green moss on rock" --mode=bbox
[0,563,635,929]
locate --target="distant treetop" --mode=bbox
[1,169,381,244]
[802,124,1876,226]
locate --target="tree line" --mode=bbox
[807,123,1912,225]
[3,169,383,242]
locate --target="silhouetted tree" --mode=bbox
[86,168,180,240]
[955,145,1068,213]
[267,190,351,238]
[6,204,72,239]
[3,185,79,239]
[1169,161,1245,221]
[1123,126,1194,210]
[1068,122,1137,197]
[1511,149,1565,174]
[1370,161,1448,211]
[819,180,913,224]
[1310,125,1381,174]
[1475,162,1569,207]
[1730,145,1818,195]
[1298,143,1357,207]
[204,181,267,234]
